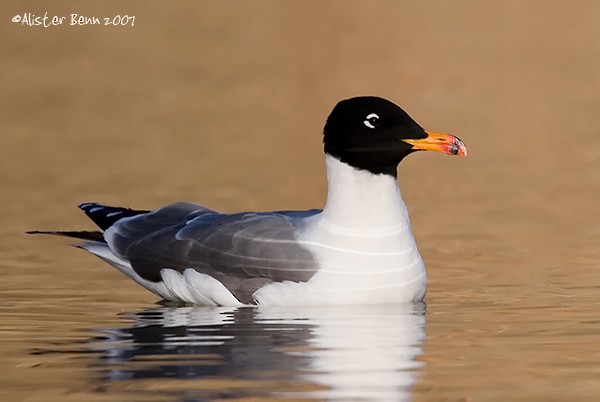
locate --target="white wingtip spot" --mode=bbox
[106,211,124,217]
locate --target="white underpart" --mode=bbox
[81,242,244,306]
[80,242,173,301]
[253,155,426,305]
[177,269,243,306]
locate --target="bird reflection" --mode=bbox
[86,304,426,401]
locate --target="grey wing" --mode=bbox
[106,202,321,303]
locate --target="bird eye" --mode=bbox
[363,113,380,129]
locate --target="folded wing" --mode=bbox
[105,202,321,303]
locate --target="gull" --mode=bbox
[29,96,466,306]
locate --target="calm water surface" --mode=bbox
[2,1,600,401]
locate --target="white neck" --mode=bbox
[318,155,411,234]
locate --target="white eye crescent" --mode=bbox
[363,113,380,129]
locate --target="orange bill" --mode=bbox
[403,132,467,156]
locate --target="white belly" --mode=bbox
[252,216,427,305]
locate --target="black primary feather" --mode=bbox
[78,203,150,230]
[26,230,106,243]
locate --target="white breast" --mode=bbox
[253,155,427,305]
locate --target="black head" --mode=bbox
[323,96,428,176]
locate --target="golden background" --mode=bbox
[1,1,599,400]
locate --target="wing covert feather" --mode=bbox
[107,203,321,303]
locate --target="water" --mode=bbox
[2,294,426,400]
[2,1,600,400]
[80,305,424,401]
